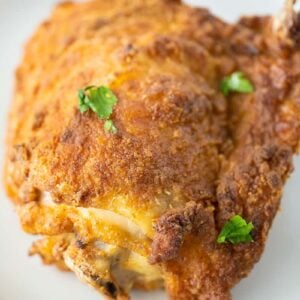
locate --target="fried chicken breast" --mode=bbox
[4,0,300,299]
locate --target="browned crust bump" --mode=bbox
[150,202,215,264]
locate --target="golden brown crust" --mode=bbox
[150,202,215,264]
[4,0,300,299]
[29,235,71,271]
[5,0,225,209]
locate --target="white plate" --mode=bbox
[0,1,299,299]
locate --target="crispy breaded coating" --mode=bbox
[4,0,300,299]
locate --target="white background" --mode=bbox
[0,1,299,299]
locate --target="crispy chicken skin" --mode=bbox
[4,0,300,299]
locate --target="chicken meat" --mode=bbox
[4,0,300,299]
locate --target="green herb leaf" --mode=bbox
[104,120,118,134]
[78,89,89,113]
[217,215,254,244]
[78,85,118,119]
[78,85,118,133]
[220,72,254,96]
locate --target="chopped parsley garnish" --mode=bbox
[220,72,254,96]
[217,215,254,244]
[78,85,118,134]
[104,119,118,134]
